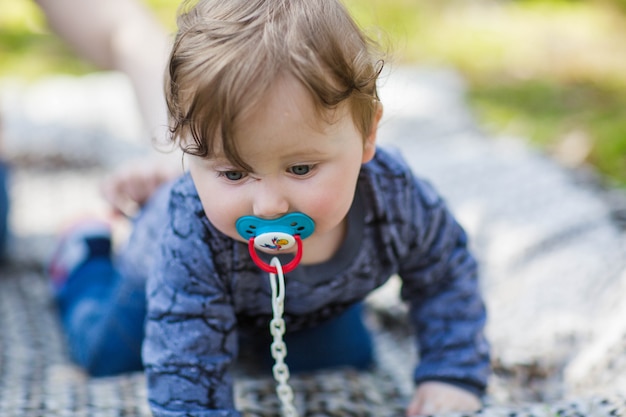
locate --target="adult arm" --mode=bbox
[34,0,170,137]
[35,0,180,212]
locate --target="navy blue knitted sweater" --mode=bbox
[138,147,490,417]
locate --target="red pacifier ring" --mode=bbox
[248,235,303,274]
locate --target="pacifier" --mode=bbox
[236,212,315,274]
[238,214,314,416]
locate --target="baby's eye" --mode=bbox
[288,165,313,176]
[222,171,246,181]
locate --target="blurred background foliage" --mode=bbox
[1,0,625,187]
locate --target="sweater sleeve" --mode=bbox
[398,176,490,395]
[142,188,241,417]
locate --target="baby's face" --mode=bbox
[189,74,378,261]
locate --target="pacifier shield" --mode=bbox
[235,212,315,241]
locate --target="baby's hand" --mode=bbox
[406,381,482,417]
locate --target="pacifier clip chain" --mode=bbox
[268,257,298,417]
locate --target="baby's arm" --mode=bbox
[143,257,240,416]
[143,189,241,417]
[406,381,482,417]
[399,177,490,412]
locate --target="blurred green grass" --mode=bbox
[1,0,625,187]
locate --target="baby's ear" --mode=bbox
[362,102,383,164]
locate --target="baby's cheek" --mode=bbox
[303,192,351,230]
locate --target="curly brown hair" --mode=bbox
[166,0,384,169]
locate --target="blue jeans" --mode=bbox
[58,257,373,377]
[282,303,374,373]
[56,257,146,377]
[0,161,9,259]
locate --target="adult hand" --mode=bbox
[101,157,181,217]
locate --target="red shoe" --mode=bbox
[47,220,112,292]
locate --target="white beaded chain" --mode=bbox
[268,257,299,417]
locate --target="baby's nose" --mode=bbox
[252,186,289,219]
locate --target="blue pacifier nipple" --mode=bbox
[236,212,315,251]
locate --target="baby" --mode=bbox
[49,0,490,416]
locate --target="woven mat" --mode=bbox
[0,264,408,417]
[3,263,626,417]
